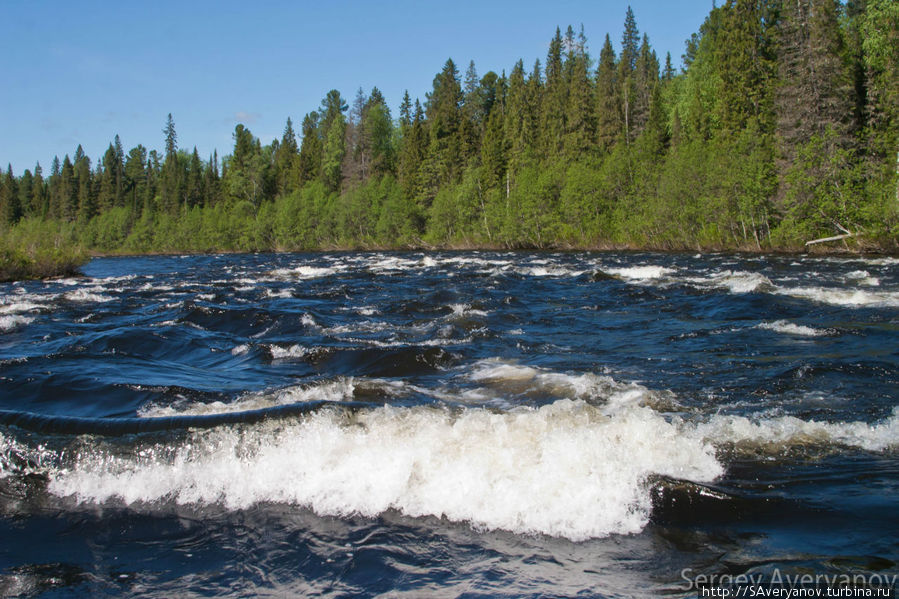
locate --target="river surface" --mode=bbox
[0,251,897,598]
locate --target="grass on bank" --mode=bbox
[0,219,89,282]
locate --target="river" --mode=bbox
[0,251,897,597]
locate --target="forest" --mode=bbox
[1,0,897,279]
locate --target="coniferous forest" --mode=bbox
[1,1,898,279]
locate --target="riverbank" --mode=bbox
[0,221,88,282]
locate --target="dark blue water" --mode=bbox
[0,252,897,598]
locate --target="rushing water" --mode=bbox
[0,251,897,598]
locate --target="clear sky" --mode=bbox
[1,0,712,174]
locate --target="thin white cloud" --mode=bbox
[232,111,261,125]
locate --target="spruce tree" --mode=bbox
[33,163,46,217]
[297,112,323,185]
[541,28,566,157]
[618,8,641,144]
[776,0,855,156]
[17,169,33,218]
[186,147,204,208]
[160,114,182,212]
[2,165,21,225]
[425,59,464,189]
[319,90,348,192]
[596,34,621,153]
[563,24,596,158]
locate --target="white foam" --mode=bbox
[231,344,250,356]
[64,287,113,303]
[467,359,631,406]
[778,286,899,307]
[689,270,775,294]
[264,288,293,299]
[448,304,488,318]
[319,320,391,335]
[845,270,880,286]
[269,265,338,280]
[0,301,48,315]
[693,407,899,453]
[137,379,360,418]
[269,344,309,360]
[47,399,723,541]
[517,266,586,278]
[604,265,675,281]
[0,314,34,332]
[756,320,828,337]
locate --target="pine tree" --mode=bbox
[631,34,660,139]
[99,143,119,211]
[17,169,33,218]
[596,34,621,152]
[48,156,62,219]
[275,117,299,196]
[2,164,21,225]
[861,0,899,171]
[504,60,529,169]
[461,60,482,160]
[482,103,508,190]
[776,0,855,156]
[60,155,76,221]
[364,88,395,178]
[425,59,464,190]
[618,8,641,145]
[398,99,427,201]
[319,89,348,192]
[621,6,640,73]
[343,87,368,187]
[160,113,182,212]
[204,151,221,207]
[399,91,413,132]
[186,147,204,208]
[541,28,566,157]
[33,163,46,217]
[298,112,323,185]
[563,24,596,158]
[662,52,675,81]
[114,134,125,206]
[74,150,95,222]
[712,0,776,133]
[124,145,148,215]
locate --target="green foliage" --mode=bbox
[1,2,897,269]
[0,218,88,281]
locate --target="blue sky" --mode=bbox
[1,0,712,174]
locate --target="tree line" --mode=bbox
[1,0,897,256]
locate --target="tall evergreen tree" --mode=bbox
[363,88,395,178]
[563,24,596,157]
[618,8,641,144]
[17,169,33,218]
[274,117,299,195]
[596,34,622,152]
[32,163,46,217]
[160,113,182,212]
[186,147,204,208]
[424,59,464,191]
[124,145,148,215]
[631,34,660,139]
[2,165,21,225]
[776,0,855,156]
[319,89,348,192]
[541,28,567,157]
[298,112,323,185]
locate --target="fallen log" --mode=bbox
[805,232,854,246]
